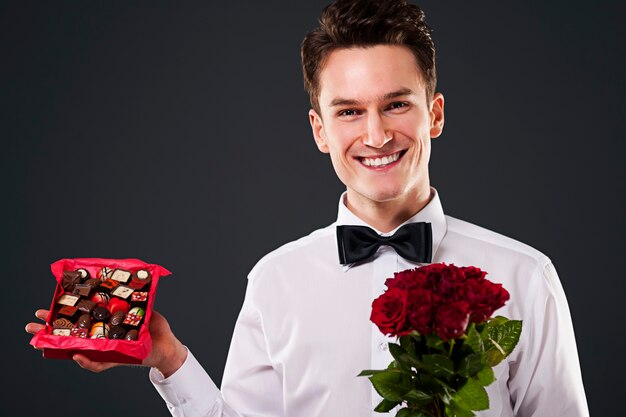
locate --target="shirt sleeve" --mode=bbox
[149,348,242,417]
[150,277,284,417]
[507,260,589,417]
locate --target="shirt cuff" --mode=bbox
[150,347,220,415]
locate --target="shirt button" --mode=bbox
[379,342,388,351]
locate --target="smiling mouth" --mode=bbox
[358,151,405,168]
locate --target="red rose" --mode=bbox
[386,268,429,291]
[406,288,439,336]
[457,279,510,323]
[370,287,410,336]
[433,301,470,340]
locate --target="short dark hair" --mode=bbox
[301,0,436,113]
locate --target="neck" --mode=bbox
[344,186,433,233]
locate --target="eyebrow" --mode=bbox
[329,88,415,107]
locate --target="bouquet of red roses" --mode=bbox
[360,263,522,417]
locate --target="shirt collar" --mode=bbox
[336,187,447,271]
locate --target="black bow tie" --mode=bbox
[336,223,432,265]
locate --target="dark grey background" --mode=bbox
[2,1,624,415]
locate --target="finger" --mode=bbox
[25,322,46,335]
[35,309,49,321]
[73,354,119,373]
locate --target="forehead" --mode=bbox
[318,45,425,107]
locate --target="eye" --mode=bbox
[386,101,410,112]
[337,109,361,118]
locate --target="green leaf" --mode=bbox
[458,352,487,378]
[389,343,424,371]
[451,377,489,412]
[358,369,386,377]
[424,333,446,351]
[373,398,401,412]
[422,354,455,379]
[464,324,484,353]
[403,389,433,406]
[396,409,430,417]
[445,404,475,417]
[481,318,523,367]
[475,366,495,386]
[369,370,410,402]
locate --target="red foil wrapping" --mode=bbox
[30,258,171,364]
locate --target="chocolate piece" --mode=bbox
[92,306,110,322]
[57,305,79,320]
[70,328,88,338]
[111,285,134,300]
[62,270,82,291]
[108,325,126,339]
[57,293,79,307]
[52,328,71,336]
[98,278,119,292]
[84,278,100,288]
[89,322,109,339]
[130,292,148,305]
[76,268,90,280]
[110,269,131,283]
[52,318,73,329]
[77,313,92,329]
[109,310,126,326]
[124,329,139,341]
[108,298,129,315]
[134,269,151,282]
[122,313,142,327]
[72,283,92,297]
[127,278,148,290]
[76,299,96,314]
[91,292,110,306]
[97,266,114,280]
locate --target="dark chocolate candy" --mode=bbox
[133,269,152,284]
[124,329,139,341]
[76,268,90,280]
[58,305,79,320]
[76,299,96,314]
[70,328,88,338]
[110,269,131,283]
[122,313,142,327]
[98,278,119,292]
[77,313,92,329]
[92,306,110,322]
[62,270,82,291]
[52,318,73,329]
[91,292,110,306]
[130,292,148,304]
[97,266,113,280]
[108,325,126,339]
[127,278,148,290]
[90,322,109,338]
[72,283,92,297]
[109,310,126,326]
[84,278,100,288]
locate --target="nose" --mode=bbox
[362,112,392,148]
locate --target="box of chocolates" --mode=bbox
[29,258,171,364]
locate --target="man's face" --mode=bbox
[309,45,444,211]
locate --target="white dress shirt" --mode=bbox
[151,188,589,417]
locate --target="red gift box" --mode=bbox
[30,258,171,364]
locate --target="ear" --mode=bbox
[309,109,330,153]
[429,92,445,139]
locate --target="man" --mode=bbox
[27,0,589,415]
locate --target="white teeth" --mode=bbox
[361,152,400,168]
